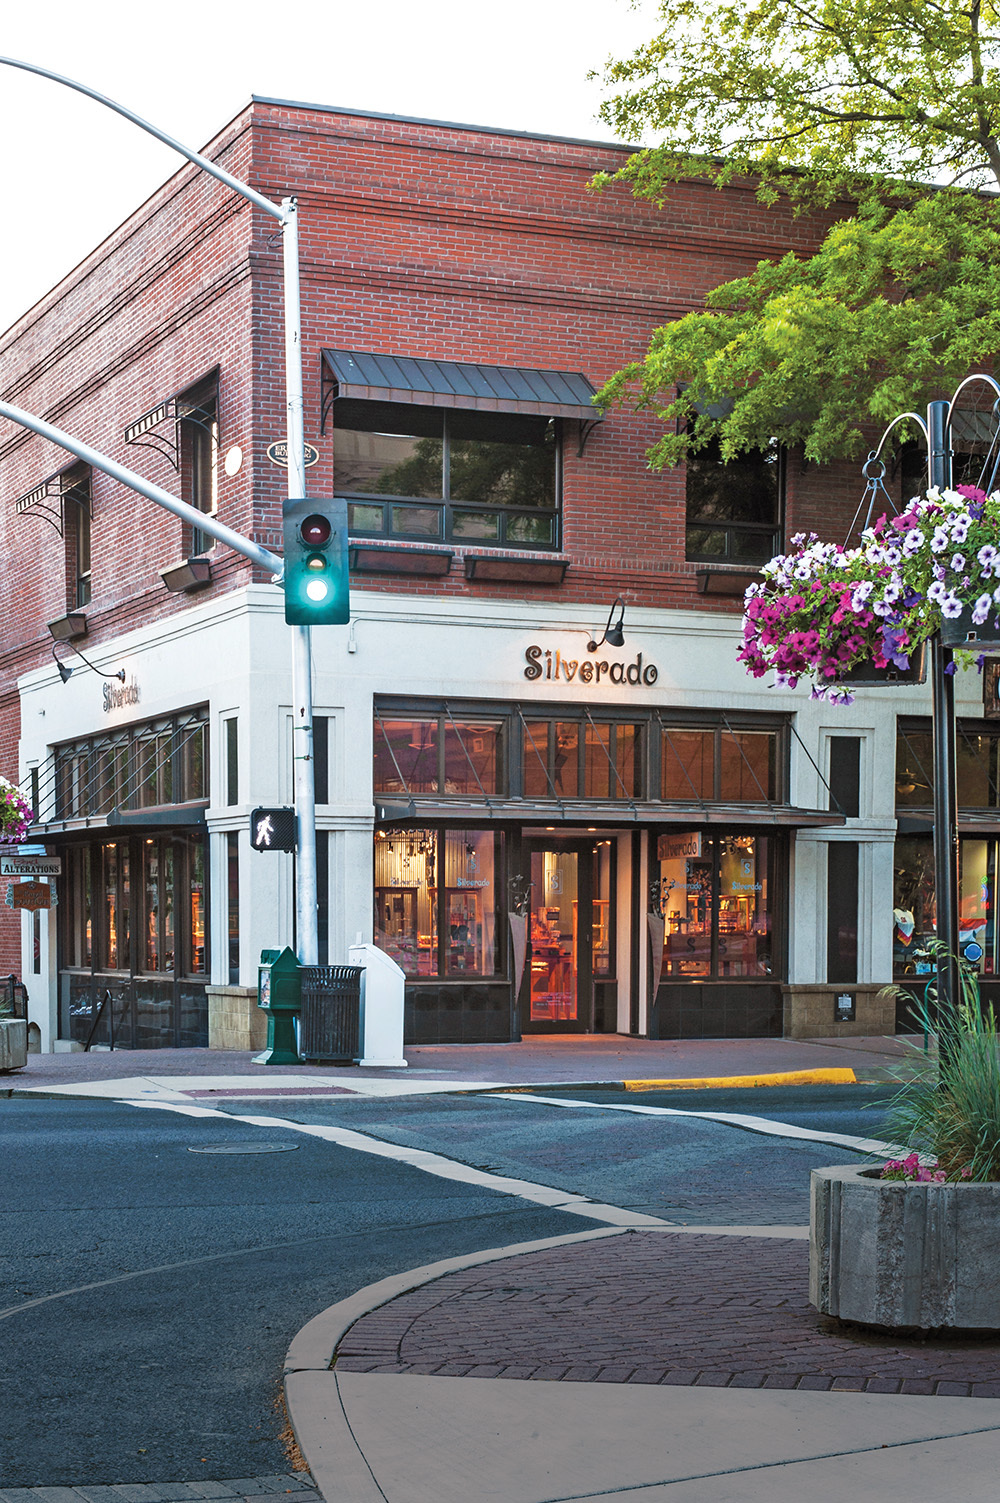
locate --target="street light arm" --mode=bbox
[0,55,287,224]
[0,398,284,577]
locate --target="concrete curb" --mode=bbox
[282,1221,810,1502]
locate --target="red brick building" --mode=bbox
[0,99,980,1051]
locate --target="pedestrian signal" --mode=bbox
[250,807,297,852]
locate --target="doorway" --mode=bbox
[523,839,615,1033]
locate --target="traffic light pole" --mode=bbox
[0,55,321,967]
[281,199,319,965]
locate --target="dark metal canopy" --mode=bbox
[374,797,844,828]
[322,349,604,421]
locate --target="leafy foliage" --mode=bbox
[598,0,1000,205]
[594,0,1000,462]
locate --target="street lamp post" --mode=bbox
[0,56,319,964]
[869,380,1000,1030]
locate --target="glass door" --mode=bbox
[524,841,594,1032]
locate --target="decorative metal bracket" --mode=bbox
[320,362,339,436]
[577,417,600,457]
[14,469,90,536]
[124,395,218,472]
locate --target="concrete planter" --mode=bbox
[811,1163,1000,1332]
[0,1017,28,1072]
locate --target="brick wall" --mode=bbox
[0,98,866,973]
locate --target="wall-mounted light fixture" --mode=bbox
[161,557,213,593]
[587,597,626,652]
[47,612,88,642]
[52,640,126,686]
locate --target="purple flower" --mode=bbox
[973,594,993,625]
[951,553,967,572]
[941,591,965,619]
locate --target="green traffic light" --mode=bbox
[281,497,349,625]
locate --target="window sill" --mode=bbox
[349,543,454,577]
[694,566,764,597]
[464,554,568,585]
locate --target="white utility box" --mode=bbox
[348,943,408,1067]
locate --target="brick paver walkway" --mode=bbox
[335,1232,1000,1398]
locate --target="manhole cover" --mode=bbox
[188,1141,300,1154]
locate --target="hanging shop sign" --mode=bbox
[0,854,61,877]
[523,646,658,687]
[6,880,53,911]
[266,441,320,469]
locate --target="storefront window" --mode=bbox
[443,829,497,975]
[102,842,129,970]
[893,835,998,977]
[373,826,503,978]
[374,720,438,794]
[593,839,614,977]
[656,831,772,979]
[185,838,207,975]
[443,722,501,795]
[521,717,640,800]
[662,727,776,802]
[375,828,439,975]
[374,716,503,796]
[50,710,209,823]
[897,721,1000,808]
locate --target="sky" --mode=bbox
[0,0,658,334]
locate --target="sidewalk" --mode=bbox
[2,1032,916,1100]
[284,1225,1000,1502]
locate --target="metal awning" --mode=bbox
[322,349,603,422]
[374,798,845,828]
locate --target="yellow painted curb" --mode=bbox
[624,1068,857,1091]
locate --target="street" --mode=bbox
[0,1084,889,1486]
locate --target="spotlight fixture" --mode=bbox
[52,640,126,686]
[587,597,626,652]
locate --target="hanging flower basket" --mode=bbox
[0,777,33,844]
[939,606,1000,652]
[837,643,928,687]
[740,485,1000,703]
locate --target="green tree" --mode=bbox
[595,0,1000,461]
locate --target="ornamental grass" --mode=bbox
[881,952,1000,1182]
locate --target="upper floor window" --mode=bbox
[50,708,209,823]
[522,717,641,800]
[374,713,504,796]
[685,437,782,565]
[661,725,778,802]
[61,467,92,608]
[335,399,559,549]
[179,383,218,557]
[897,718,1000,810]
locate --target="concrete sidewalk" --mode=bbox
[2,1032,917,1100]
[284,1226,1000,1503]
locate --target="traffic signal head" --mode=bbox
[282,497,350,625]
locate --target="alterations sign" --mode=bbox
[0,854,61,877]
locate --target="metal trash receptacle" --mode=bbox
[299,964,365,1062]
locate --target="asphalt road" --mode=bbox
[213,1083,891,1225]
[0,1098,580,1488]
[1,1083,894,1488]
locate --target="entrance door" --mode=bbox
[523,841,594,1032]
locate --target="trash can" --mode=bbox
[299,965,365,1063]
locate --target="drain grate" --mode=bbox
[188,1141,301,1154]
